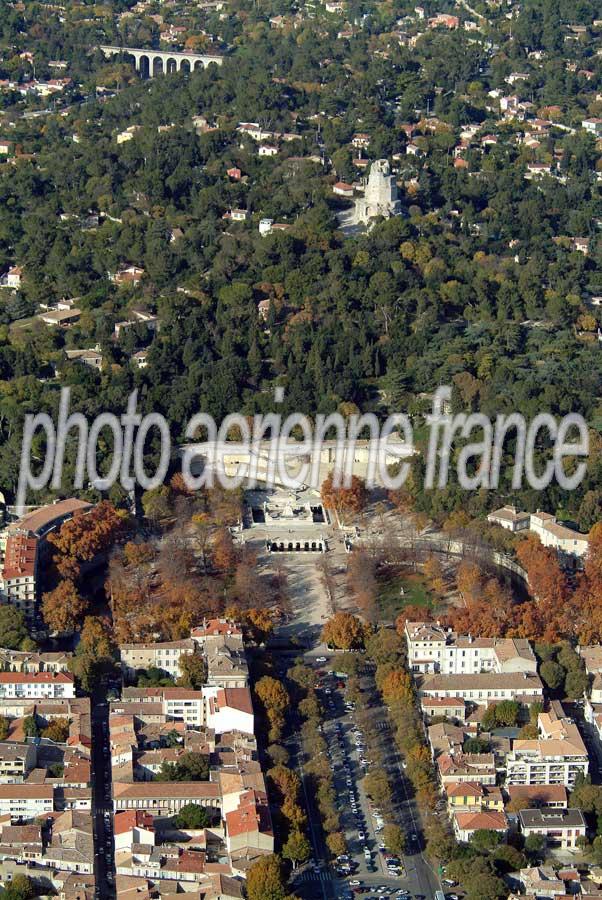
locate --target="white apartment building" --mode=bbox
[519,808,586,849]
[0,743,36,783]
[582,118,602,137]
[0,785,54,819]
[163,690,205,726]
[205,687,254,735]
[0,499,92,618]
[505,711,589,788]
[530,511,589,560]
[119,685,254,734]
[419,672,544,706]
[0,672,75,700]
[112,781,221,816]
[117,688,204,727]
[405,622,537,675]
[487,505,531,532]
[487,507,590,561]
[113,810,155,852]
[0,650,71,674]
[119,640,196,679]
[5,267,22,289]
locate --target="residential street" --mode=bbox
[91,695,115,900]
[275,649,441,900]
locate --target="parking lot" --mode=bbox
[310,658,437,900]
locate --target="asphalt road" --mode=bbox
[91,695,116,900]
[278,651,442,900]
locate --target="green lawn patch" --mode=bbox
[377,570,434,620]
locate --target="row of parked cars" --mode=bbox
[347,884,414,898]
[332,719,376,868]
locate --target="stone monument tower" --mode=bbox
[354,159,402,224]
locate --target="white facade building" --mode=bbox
[205,687,254,735]
[519,808,586,849]
[506,710,589,788]
[405,622,537,675]
[0,785,54,819]
[419,672,544,706]
[119,640,196,679]
[529,511,589,560]
[0,672,75,700]
[487,505,530,532]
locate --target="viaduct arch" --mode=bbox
[99,45,224,78]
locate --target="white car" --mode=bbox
[349,881,361,887]
[358,831,365,840]
[316,656,327,663]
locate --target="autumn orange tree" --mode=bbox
[395,605,432,634]
[42,718,70,743]
[48,501,127,580]
[560,524,602,644]
[321,612,367,650]
[108,537,221,644]
[347,549,378,623]
[123,541,156,568]
[42,580,87,634]
[456,559,483,603]
[423,554,446,594]
[516,534,569,606]
[246,854,288,900]
[448,576,516,638]
[69,616,117,693]
[321,473,367,523]
[255,676,289,742]
[212,527,237,574]
[380,668,413,704]
[224,606,275,644]
[585,523,602,589]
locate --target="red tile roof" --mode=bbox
[454,810,507,832]
[422,696,466,707]
[14,499,92,536]
[174,850,207,874]
[113,782,220,799]
[191,619,242,638]
[0,785,53,799]
[445,781,485,798]
[506,784,568,806]
[0,672,73,684]
[114,810,154,835]
[225,790,272,838]
[2,534,37,580]
[217,688,253,716]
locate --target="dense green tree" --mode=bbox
[174,804,211,829]
[0,606,30,650]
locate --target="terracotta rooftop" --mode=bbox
[216,688,253,715]
[113,810,154,835]
[506,784,568,806]
[225,790,272,839]
[454,810,507,831]
[2,533,37,580]
[0,671,74,684]
[12,499,92,536]
[113,782,220,799]
[0,784,54,799]
[191,619,242,638]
